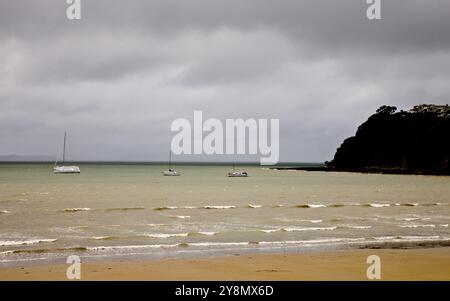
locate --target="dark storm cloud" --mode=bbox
[0,0,449,161]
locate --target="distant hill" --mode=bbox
[329,104,450,175]
[0,155,54,162]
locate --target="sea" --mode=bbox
[1,163,449,267]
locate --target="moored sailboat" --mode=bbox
[53,132,80,174]
[163,150,180,176]
[227,163,248,177]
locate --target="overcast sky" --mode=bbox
[1,0,449,162]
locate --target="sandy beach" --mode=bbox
[1,247,450,281]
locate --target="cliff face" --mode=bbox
[330,105,450,174]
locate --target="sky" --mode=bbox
[1,0,449,162]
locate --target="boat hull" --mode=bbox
[227,172,248,177]
[53,166,81,174]
[163,170,180,176]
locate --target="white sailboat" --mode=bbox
[162,151,180,176]
[53,132,80,174]
[227,163,248,177]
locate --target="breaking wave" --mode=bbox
[0,238,57,247]
[203,205,237,209]
[62,208,92,212]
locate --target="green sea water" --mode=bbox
[1,163,449,266]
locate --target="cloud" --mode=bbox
[0,0,449,161]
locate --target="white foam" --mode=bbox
[188,242,249,247]
[296,204,327,208]
[303,219,323,223]
[144,233,189,238]
[259,229,281,233]
[398,224,436,228]
[282,226,337,232]
[197,232,216,236]
[0,238,57,247]
[367,203,390,208]
[396,217,420,222]
[169,215,191,219]
[306,204,326,208]
[258,238,365,246]
[247,204,262,208]
[63,208,91,212]
[339,225,372,229]
[89,244,179,251]
[91,236,114,240]
[203,205,236,209]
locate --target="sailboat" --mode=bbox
[162,150,180,176]
[53,132,81,174]
[227,162,248,177]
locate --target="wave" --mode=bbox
[62,208,92,212]
[338,225,372,229]
[282,226,337,232]
[364,203,391,208]
[203,205,236,210]
[1,246,87,255]
[143,231,218,238]
[60,202,444,214]
[398,224,436,228]
[4,236,450,256]
[189,231,217,236]
[260,226,337,233]
[273,218,323,223]
[259,229,281,233]
[168,215,191,219]
[144,233,189,238]
[89,244,179,251]
[104,207,145,211]
[0,238,57,247]
[154,206,179,211]
[154,206,197,211]
[373,235,441,241]
[402,203,419,207]
[295,204,326,208]
[0,210,10,214]
[396,217,420,221]
[301,219,323,223]
[186,242,250,247]
[91,236,115,240]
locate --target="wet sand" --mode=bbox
[1,247,450,280]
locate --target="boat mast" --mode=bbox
[63,132,67,163]
[169,150,172,169]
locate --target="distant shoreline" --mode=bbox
[271,166,450,176]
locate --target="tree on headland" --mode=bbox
[376,105,397,115]
[329,104,450,174]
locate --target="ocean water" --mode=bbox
[1,163,450,266]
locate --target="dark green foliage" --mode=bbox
[331,105,450,174]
